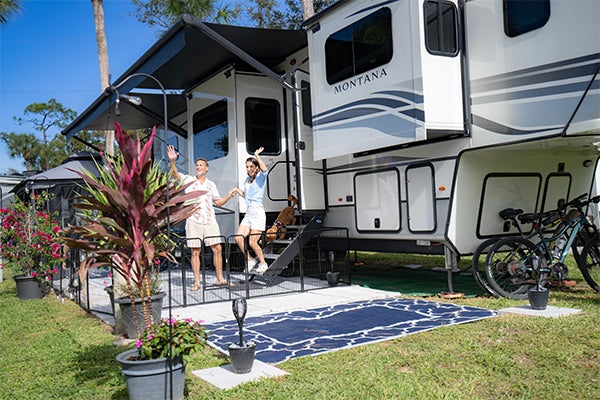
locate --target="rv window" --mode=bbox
[424,1,458,56]
[192,100,229,162]
[301,80,312,127]
[245,98,281,155]
[503,0,550,38]
[325,7,393,85]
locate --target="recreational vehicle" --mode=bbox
[63,0,600,273]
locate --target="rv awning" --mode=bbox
[62,16,307,139]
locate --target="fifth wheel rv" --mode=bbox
[63,0,600,271]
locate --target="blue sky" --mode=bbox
[0,0,162,174]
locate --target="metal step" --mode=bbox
[262,253,280,260]
[253,214,324,285]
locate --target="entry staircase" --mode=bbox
[250,213,324,285]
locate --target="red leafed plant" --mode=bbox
[63,123,204,338]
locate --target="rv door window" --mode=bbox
[325,7,393,85]
[300,80,312,127]
[503,0,550,38]
[192,100,229,162]
[424,0,458,56]
[245,98,281,155]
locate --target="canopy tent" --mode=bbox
[62,15,307,139]
[0,174,24,209]
[11,151,102,227]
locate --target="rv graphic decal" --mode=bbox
[333,68,388,93]
[314,90,424,135]
[471,53,600,135]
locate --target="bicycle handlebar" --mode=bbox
[559,193,588,210]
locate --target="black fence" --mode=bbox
[55,227,351,317]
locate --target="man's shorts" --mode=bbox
[185,220,223,248]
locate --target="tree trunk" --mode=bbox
[91,0,114,156]
[301,0,315,20]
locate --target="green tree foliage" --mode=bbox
[0,0,21,24]
[0,99,104,172]
[246,0,286,29]
[243,0,335,29]
[13,99,76,145]
[0,132,38,171]
[132,0,239,35]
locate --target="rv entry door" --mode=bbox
[293,70,325,212]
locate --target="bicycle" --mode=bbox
[577,228,600,292]
[471,207,524,297]
[484,194,600,299]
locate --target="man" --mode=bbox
[167,145,236,289]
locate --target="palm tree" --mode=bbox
[90,0,113,156]
[301,0,315,20]
[0,132,40,171]
[0,0,21,24]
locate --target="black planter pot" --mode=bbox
[116,348,185,400]
[13,274,46,300]
[228,342,256,374]
[528,287,549,310]
[114,292,166,338]
[326,271,340,287]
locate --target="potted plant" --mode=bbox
[117,316,208,400]
[62,123,205,398]
[0,191,64,299]
[112,263,166,338]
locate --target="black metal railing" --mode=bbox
[63,227,350,317]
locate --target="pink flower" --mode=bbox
[135,340,143,348]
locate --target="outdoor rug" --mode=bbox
[205,297,497,364]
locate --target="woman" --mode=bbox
[234,147,269,275]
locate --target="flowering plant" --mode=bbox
[136,317,208,364]
[0,191,64,282]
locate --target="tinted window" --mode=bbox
[425,1,458,56]
[301,80,312,127]
[245,98,281,155]
[192,100,228,162]
[325,7,393,85]
[504,0,550,38]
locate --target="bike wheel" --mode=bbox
[484,237,543,300]
[472,238,500,297]
[578,237,600,292]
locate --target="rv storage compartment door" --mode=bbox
[406,164,436,232]
[354,169,400,232]
[477,174,541,238]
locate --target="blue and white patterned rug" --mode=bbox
[205,297,497,364]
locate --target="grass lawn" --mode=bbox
[1,253,599,399]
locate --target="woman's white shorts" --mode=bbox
[240,205,266,231]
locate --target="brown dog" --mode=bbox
[266,195,298,242]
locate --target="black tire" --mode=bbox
[578,237,600,292]
[472,238,500,297]
[571,225,595,266]
[484,237,544,300]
